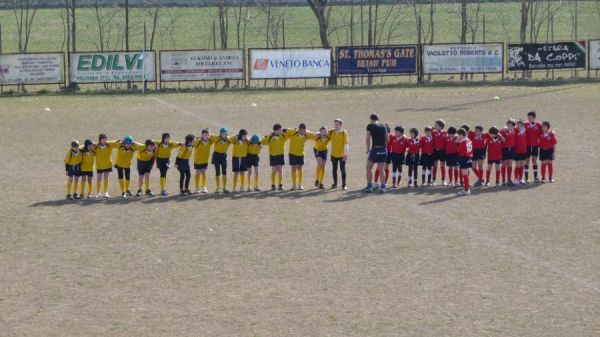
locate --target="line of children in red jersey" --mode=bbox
[372,111,557,196]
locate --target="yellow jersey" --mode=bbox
[156,140,180,159]
[80,148,95,172]
[286,129,315,157]
[137,144,156,162]
[261,133,288,156]
[115,143,141,168]
[314,135,331,152]
[248,143,262,155]
[93,141,119,170]
[193,138,212,164]
[211,134,232,154]
[64,149,83,166]
[329,129,349,158]
[176,144,193,160]
[230,136,249,158]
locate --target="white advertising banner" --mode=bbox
[589,40,600,70]
[70,51,155,83]
[0,53,63,84]
[250,49,331,79]
[423,44,503,74]
[160,50,244,81]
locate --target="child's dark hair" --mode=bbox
[273,123,282,131]
[237,129,248,139]
[394,126,404,133]
[83,139,93,152]
[489,126,499,134]
[145,139,155,147]
[475,125,483,132]
[447,126,457,134]
[201,128,209,135]
[410,128,419,137]
[461,124,470,132]
[424,126,432,132]
[517,119,525,125]
[185,134,195,145]
[542,121,551,128]
[370,113,379,121]
[98,133,107,142]
[506,118,516,126]
[161,132,170,142]
[457,128,467,137]
[435,119,445,129]
[298,123,307,130]
[528,111,536,118]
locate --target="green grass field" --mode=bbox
[0,3,598,54]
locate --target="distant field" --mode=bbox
[0,3,598,53]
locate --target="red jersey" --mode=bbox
[525,120,542,146]
[385,133,393,151]
[500,128,515,149]
[432,129,447,150]
[444,135,459,154]
[419,135,434,154]
[458,138,473,158]
[538,131,557,150]
[470,132,486,150]
[389,135,408,154]
[514,128,527,154]
[487,135,503,161]
[407,138,421,155]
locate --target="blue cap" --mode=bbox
[124,135,133,144]
[251,134,260,143]
[220,127,228,134]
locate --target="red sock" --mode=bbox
[514,167,520,180]
[507,166,512,181]
[476,168,483,181]
[463,174,470,191]
[441,166,446,180]
[501,166,506,183]
[548,162,553,178]
[374,170,380,183]
[541,163,547,179]
[486,169,491,183]
[459,170,463,184]
[384,168,390,184]
[495,169,500,184]
[433,166,438,180]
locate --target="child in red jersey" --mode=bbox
[513,120,528,184]
[420,126,434,186]
[406,128,421,188]
[444,127,460,186]
[389,126,408,188]
[539,121,557,182]
[373,124,392,188]
[431,119,447,185]
[525,111,543,183]
[485,127,505,186]
[456,128,474,196]
[500,119,516,186]
[470,125,487,187]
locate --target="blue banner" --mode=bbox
[336,45,417,75]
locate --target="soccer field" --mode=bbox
[1,83,600,336]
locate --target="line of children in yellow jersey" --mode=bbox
[63,120,349,199]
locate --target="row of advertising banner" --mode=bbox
[1,41,599,85]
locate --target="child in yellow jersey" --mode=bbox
[135,139,157,197]
[79,140,95,198]
[230,129,249,192]
[193,129,212,194]
[156,132,182,196]
[285,123,317,190]
[175,134,195,194]
[246,134,262,191]
[261,123,288,191]
[64,140,83,199]
[211,127,233,193]
[114,136,141,198]
[313,127,331,189]
[93,133,119,198]
[329,119,350,190]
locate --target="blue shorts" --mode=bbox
[211,152,227,166]
[445,153,459,167]
[270,155,285,166]
[194,163,208,170]
[289,154,305,166]
[246,154,260,167]
[458,156,473,169]
[368,148,387,163]
[232,156,248,172]
[176,158,190,171]
[313,149,328,160]
[385,151,393,164]
[66,164,81,177]
[156,157,170,170]
[473,148,486,161]
[137,159,153,175]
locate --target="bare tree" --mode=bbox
[13,0,37,92]
[307,0,336,85]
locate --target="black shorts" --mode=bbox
[385,151,393,164]
[66,164,81,177]
[232,156,248,172]
[405,153,420,166]
[176,157,190,171]
[527,146,539,157]
[502,148,514,161]
[390,152,405,166]
[488,159,502,165]
[539,148,554,161]
[194,163,208,170]
[137,159,153,175]
[313,149,328,160]
[289,154,305,166]
[458,156,473,169]
[156,157,170,170]
[80,171,93,177]
[211,152,227,166]
[432,149,446,162]
[445,153,459,167]
[514,152,527,161]
[473,148,486,161]
[246,154,260,167]
[420,153,433,167]
[270,154,285,166]
[96,167,112,173]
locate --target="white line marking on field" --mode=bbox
[148,96,225,128]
